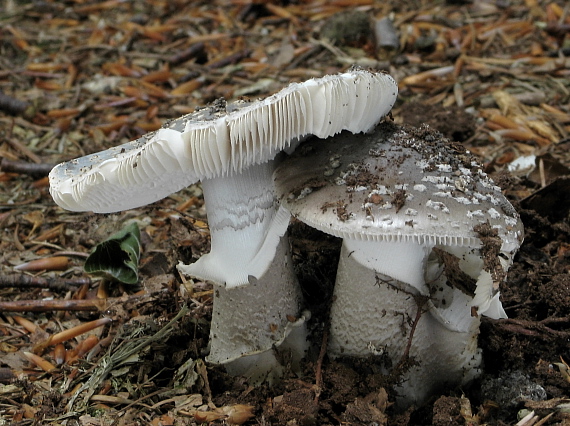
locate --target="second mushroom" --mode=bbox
[273,122,524,405]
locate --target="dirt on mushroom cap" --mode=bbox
[274,121,523,251]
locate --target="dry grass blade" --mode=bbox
[65,305,189,411]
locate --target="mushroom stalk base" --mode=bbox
[206,237,308,384]
[329,240,481,407]
[176,161,307,382]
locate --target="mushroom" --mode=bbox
[273,122,523,405]
[49,68,399,381]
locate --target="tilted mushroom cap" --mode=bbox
[273,122,524,316]
[49,69,398,213]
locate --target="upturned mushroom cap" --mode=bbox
[49,69,398,213]
[273,122,524,316]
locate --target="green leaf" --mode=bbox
[84,222,141,284]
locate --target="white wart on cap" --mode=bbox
[273,122,523,405]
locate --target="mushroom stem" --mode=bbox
[329,240,482,407]
[179,161,290,288]
[344,238,433,294]
[273,123,522,405]
[329,239,433,358]
[177,161,307,380]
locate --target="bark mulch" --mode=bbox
[0,1,569,424]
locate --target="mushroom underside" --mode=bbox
[49,69,398,214]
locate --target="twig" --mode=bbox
[53,251,90,259]
[5,137,42,164]
[0,274,91,291]
[374,277,432,381]
[0,291,171,312]
[313,326,329,404]
[396,295,429,370]
[167,42,205,66]
[118,388,167,414]
[0,298,105,312]
[207,49,252,69]
[0,91,29,116]
[490,317,570,338]
[197,359,214,407]
[285,44,323,70]
[0,158,55,177]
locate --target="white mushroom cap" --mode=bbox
[273,122,524,316]
[274,123,522,252]
[49,69,398,213]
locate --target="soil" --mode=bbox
[0,1,569,425]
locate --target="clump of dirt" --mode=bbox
[400,102,477,142]
[391,188,407,213]
[431,395,465,426]
[319,10,372,47]
[343,168,379,188]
